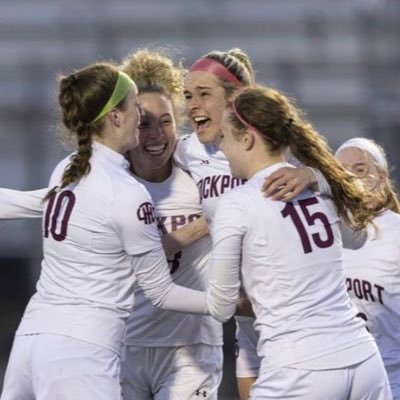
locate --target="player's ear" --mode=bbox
[108,108,121,128]
[242,128,255,151]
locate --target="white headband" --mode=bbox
[335,137,387,171]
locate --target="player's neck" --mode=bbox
[245,152,283,180]
[130,161,172,183]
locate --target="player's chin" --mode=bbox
[196,127,218,145]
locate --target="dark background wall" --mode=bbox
[1,1,399,398]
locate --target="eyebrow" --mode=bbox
[184,86,213,94]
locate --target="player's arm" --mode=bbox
[206,195,246,323]
[262,148,331,201]
[112,186,208,314]
[132,247,208,314]
[0,188,46,219]
[161,215,209,257]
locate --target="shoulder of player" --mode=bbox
[375,210,400,225]
[118,175,151,199]
[49,153,76,183]
[94,168,152,212]
[229,179,284,216]
[178,133,192,142]
[177,132,210,158]
[171,164,196,183]
[376,209,400,230]
[218,183,255,210]
[176,133,194,152]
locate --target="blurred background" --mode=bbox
[0,0,399,398]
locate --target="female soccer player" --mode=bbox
[336,138,400,399]
[0,62,207,400]
[120,50,223,400]
[0,51,224,400]
[175,48,330,399]
[201,85,392,399]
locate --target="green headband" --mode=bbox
[90,71,135,124]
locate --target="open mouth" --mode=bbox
[144,143,167,156]
[193,116,211,133]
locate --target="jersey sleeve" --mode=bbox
[132,246,208,314]
[0,188,47,219]
[173,134,191,170]
[206,193,247,322]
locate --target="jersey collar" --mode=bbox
[249,161,292,183]
[92,141,130,170]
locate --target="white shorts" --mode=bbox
[1,334,122,400]
[120,344,223,400]
[235,317,260,378]
[250,352,393,400]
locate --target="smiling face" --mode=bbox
[129,91,177,182]
[184,71,228,145]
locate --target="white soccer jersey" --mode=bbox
[209,162,376,373]
[343,210,400,394]
[125,165,222,347]
[174,133,259,374]
[174,134,331,227]
[0,159,219,349]
[174,133,247,225]
[16,142,164,353]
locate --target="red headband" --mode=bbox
[232,100,285,146]
[189,58,244,87]
[231,100,261,135]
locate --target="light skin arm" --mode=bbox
[262,166,317,201]
[262,147,332,201]
[161,215,209,258]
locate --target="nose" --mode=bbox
[148,124,163,139]
[186,95,199,112]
